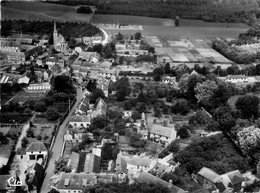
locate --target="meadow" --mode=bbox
[1,1,92,22]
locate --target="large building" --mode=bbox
[53,22,68,53]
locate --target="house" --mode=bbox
[64,131,73,142]
[36,53,49,66]
[133,171,186,193]
[117,136,136,154]
[52,172,117,193]
[78,52,100,63]
[225,75,248,84]
[123,110,133,118]
[25,162,44,193]
[149,124,177,145]
[221,170,245,192]
[0,175,15,193]
[27,83,51,92]
[162,76,177,85]
[45,58,56,67]
[18,76,30,84]
[92,98,107,118]
[69,114,91,128]
[68,152,101,173]
[197,167,226,193]
[26,142,48,161]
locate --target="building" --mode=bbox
[27,83,51,92]
[52,172,117,193]
[26,142,48,161]
[53,22,68,52]
[69,114,91,128]
[92,98,107,118]
[68,152,101,173]
[149,124,177,145]
[225,75,248,84]
[25,162,44,193]
[17,76,30,84]
[221,170,245,192]
[78,52,100,63]
[75,97,89,115]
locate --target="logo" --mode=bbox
[7,176,22,187]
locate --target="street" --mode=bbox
[40,87,83,193]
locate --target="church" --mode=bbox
[53,22,68,52]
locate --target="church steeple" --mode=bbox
[53,21,58,47]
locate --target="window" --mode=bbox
[29,155,35,160]
[39,151,41,153]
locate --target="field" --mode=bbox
[1,1,92,22]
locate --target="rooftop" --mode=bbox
[26,142,47,152]
[150,124,176,137]
[198,167,222,184]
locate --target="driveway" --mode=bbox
[40,87,83,192]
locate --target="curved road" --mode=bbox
[41,87,83,193]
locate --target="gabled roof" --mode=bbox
[69,152,80,171]
[198,167,222,184]
[150,124,176,138]
[135,171,186,193]
[26,142,47,152]
[70,114,91,123]
[93,98,107,116]
[223,170,244,185]
[84,153,101,173]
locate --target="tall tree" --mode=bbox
[235,95,260,120]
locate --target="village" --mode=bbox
[1,13,260,193]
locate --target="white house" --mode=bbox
[162,76,176,85]
[69,114,91,128]
[123,110,133,118]
[149,124,177,145]
[225,75,248,84]
[26,142,48,161]
[27,83,51,92]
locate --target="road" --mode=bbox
[40,87,83,193]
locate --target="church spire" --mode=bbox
[54,21,57,34]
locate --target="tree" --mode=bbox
[46,108,60,121]
[213,106,235,132]
[209,84,231,109]
[83,182,171,193]
[90,88,105,103]
[235,95,260,120]
[136,102,146,114]
[107,107,123,119]
[116,32,124,40]
[154,107,162,118]
[115,77,131,101]
[92,44,104,54]
[0,132,8,145]
[134,32,142,40]
[153,67,165,81]
[131,111,141,121]
[177,125,190,139]
[194,80,218,104]
[171,99,190,115]
[175,16,180,27]
[34,101,46,112]
[164,63,171,74]
[124,100,132,110]
[21,137,28,148]
[90,115,110,130]
[249,13,257,26]
[256,64,260,75]
[237,126,260,152]
[189,110,212,126]
[51,75,76,94]
[129,132,146,148]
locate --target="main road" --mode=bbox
[41,87,83,193]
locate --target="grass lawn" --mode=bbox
[32,114,59,125]
[11,91,46,103]
[2,1,92,22]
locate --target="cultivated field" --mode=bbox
[11,91,46,103]
[1,1,92,22]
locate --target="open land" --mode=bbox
[1,1,92,22]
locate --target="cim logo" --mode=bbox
[7,176,22,187]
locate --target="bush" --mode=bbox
[44,136,49,141]
[21,137,29,148]
[46,107,60,121]
[34,101,47,112]
[77,6,93,14]
[171,99,190,115]
[177,125,190,139]
[37,135,42,140]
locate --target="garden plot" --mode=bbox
[196,48,232,63]
[179,49,198,62]
[167,39,194,48]
[163,48,190,62]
